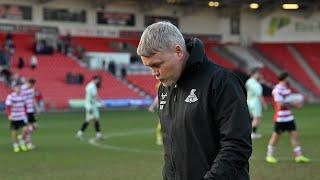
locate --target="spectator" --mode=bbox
[75,45,85,59]
[66,32,72,44]
[0,67,12,85]
[64,32,72,56]
[5,33,13,42]
[120,65,127,79]
[11,73,23,87]
[66,72,74,84]
[102,60,107,70]
[66,72,84,85]
[0,49,7,67]
[130,55,140,64]
[108,61,116,76]
[35,40,44,54]
[8,43,15,55]
[2,46,13,67]
[117,42,124,51]
[34,40,53,55]
[30,55,38,70]
[18,57,25,69]
[76,73,84,85]
[56,38,63,53]
[5,33,15,54]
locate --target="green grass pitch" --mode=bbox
[0,104,319,180]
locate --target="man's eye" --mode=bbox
[150,64,160,69]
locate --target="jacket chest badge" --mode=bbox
[185,89,198,103]
[160,92,167,110]
[161,93,167,100]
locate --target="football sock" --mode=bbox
[252,126,257,133]
[267,144,275,156]
[80,121,89,132]
[94,121,101,132]
[293,146,302,157]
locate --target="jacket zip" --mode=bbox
[171,84,178,179]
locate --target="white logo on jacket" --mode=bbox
[160,92,167,110]
[185,89,198,103]
[161,93,167,100]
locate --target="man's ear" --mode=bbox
[175,45,183,59]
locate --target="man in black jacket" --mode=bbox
[137,21,252,180]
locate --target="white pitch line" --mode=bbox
[85,129,320,161]
[102,129,155,139]
[87,129,162,155]
[250,155,320,162]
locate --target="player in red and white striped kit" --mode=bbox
[21,78,38,149]
[5,82,29,152]
[265,72,310,163]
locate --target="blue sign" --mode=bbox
[103,98,153,107]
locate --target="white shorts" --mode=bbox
[247,100,262,118]
[86,106,100,121]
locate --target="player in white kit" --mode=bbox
[265,72,310,163]
[5,82,28,152]
[21,78,38,149]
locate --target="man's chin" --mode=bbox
[161,80,174,87]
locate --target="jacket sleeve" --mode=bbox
[204,72,252,180]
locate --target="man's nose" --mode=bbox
[151,69,160,77]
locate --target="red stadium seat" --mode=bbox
[292,43,320,77]
[0,33,143,109]
[126,74,159,97]
[254,43,320,96]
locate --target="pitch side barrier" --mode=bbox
[69,98,153,108]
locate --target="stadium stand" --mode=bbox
[71,36,140,52]
[259,66,279,85]
[292,43,320,77]
[254,43,320,96]
[71,36,115,52]
[2,36,319,109]
[126,74,158,97]
[205,43,236,69]
[1,33,143,109]
[225,45,262,69]
[224,44,279,84]
[10,54,143,109]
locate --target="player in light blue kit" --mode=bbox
[76,76,103,140]
[246,68,267,139]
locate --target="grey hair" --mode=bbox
[137,21,186,57]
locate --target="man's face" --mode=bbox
[282,78,288,86]
[95,78,102,88]
[141,46,185,87]
[27,82,34,88]
[254,72,262,81]
[13,85,21,93]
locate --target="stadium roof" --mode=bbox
[35,0,320,17]
[35,0,319,9]
[88,0,318,8]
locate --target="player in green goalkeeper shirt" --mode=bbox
[76,76,103,140]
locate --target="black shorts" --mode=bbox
[10,120,26,130]
[274,121,297,134]
[27,113,37,123]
